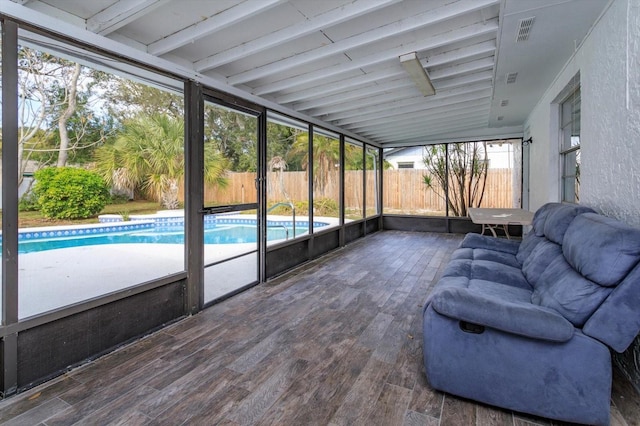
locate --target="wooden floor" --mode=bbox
[1,231,639,426]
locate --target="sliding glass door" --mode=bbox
[202,99,260,303]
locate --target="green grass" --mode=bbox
[2,200,162,228]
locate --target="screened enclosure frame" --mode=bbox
[0,14,382,396]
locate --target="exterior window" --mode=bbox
[15,38,185,318]
[560,86,581,203]
[397,162,414,169]
[345,139,364,220]
[312,128,341,230]
[365,145,380,217]
[266,112,309,243]
[383,140,517,216]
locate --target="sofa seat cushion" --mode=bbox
[563,213,640,287]
[459,233,520,255]
[442,258,531,290]
[532,255,614,327]
[430,286,574,342]
[451,247,520,269]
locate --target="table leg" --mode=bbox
[481,224,498,238]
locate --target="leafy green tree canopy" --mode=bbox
[94,114,228,209]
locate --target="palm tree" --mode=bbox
[94,114,228,209]
[288,132,340,197]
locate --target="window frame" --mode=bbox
[559,85,581,204]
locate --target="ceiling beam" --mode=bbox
[228,0,499,85]
[375,123,488,144]
[383,125,524,147]
[269,39,496,102]
[245,18,498,96]
[324,73,493,122]
[334,98,491,128]
[194,0,401,72]
[309,84,492,117]
[293,79,413,111]
[352,114,487,138]
[429,56,495,80]
[354,111,490,137]
[148,0,286,56]
[339,100,491,130]
[273,66,403,104]
[297,55,494,110]
[296,75,492,112]
[359,117,487,140]
[87,0,170,35]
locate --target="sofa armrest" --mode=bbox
[430,287,574,342]
[460,233,521,255]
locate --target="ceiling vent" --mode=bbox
[500,99,509,107]
[516,17,535,42]
[506,72,518,84]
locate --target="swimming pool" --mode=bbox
[11,215,327,254]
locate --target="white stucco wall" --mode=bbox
[525,0,640,227]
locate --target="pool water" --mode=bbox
[17,225,309,254]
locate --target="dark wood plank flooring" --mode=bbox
[1,231,639,425]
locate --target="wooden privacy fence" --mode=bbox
[383,169,513,213]
[179,169,513,212]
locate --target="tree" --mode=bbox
[93,114,228,209]
[17,46,112,183]
[288,132,340,197]
[423,141,489,217]
[101,78,184,121]
[205,107,259,172]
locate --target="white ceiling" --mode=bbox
[4,0,609,147]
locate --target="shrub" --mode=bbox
[267,198,338,217]
[313,198,339,216]
[33,167,110,219]
[18,191,39,212]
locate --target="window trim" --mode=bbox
[559,84,581,203]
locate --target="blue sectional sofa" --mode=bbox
[422,203,640,425]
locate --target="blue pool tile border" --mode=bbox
[2,215,329,243]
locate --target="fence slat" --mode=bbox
[179,169,513,212]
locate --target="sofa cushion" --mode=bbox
[515,234,545,265]
[468,279,531,302]
[563,213,640,287]
[532,256,613,327]
[543,204,595,244]
[451,247,520,269]
[583,263,640,352]
[459,233,520,255]
[532,202,563,237]
[430,286,574,342]
[441,258,530,290]
[521,240,563,288]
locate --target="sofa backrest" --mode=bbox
[529,212,640,348]
[516,203,562,264]
[542,204,595,244]
[566,214,640,352]
[516,203,594,265]
[563,213,640,287]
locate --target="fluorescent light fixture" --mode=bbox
[399,52,435,96]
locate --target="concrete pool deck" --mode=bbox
[10,215,341,319]
[17,242,257,319]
